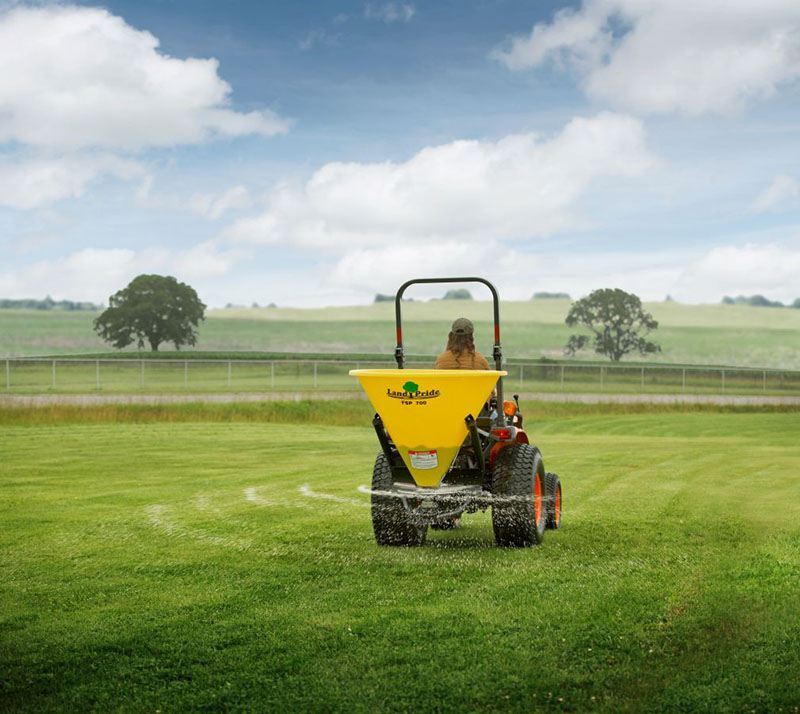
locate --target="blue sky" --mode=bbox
[1,0,800,306]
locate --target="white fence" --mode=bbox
[3,357,800,396]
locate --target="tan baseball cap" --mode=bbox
[451,317,474,335]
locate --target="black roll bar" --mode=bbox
[394,277,505,426]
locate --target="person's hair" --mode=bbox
[446,331,475,357]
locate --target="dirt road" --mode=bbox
[2,391,799,407]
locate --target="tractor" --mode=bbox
[350,277,562,547]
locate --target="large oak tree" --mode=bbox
[94,274,206,352]
[564,288,660,361]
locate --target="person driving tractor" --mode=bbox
[434,317,490,370]
[432,317,489,531]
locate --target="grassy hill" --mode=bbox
[2,299,800,369]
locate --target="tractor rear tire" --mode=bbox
[491,444,546,547]
[371,453,427,547]
[545,472,562,530]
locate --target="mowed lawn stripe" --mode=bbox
[2,410,799,711]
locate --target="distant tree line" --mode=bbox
[377,289,577,302]
[532,291,570,299]
[374,289,470,302]
[0,296,102,311]
[374,293,415,303]
[442,289,472,300]
[722,295,800,308]
[375,291,798,307]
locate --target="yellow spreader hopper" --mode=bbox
[349,369,505,487]
[350,276,563,549]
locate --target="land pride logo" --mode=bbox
[386,381,441,402]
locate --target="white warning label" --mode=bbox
[408,450,438,470]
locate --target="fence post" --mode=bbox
[721,369,725,394]
[227,361,232,388]
[560,364,565,392]
[313,361,318,388]
[5,359,9,390]
[682,368,686,394]
[184,360,188,387]
[52,359,56,389]
[96,359,100,390]
[140,359,144,388]
[600,366,604,391]
[763,370,767,393]
[641,366,645,392]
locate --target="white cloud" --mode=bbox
[0,242,244,302]
[0,154,144,210]
[675,242,800,301]
[225,112,655,249]
[327,241,687,301]
[189,186,252,220]
[0,5,289,151]
[364,3,415,23]
[331,241,500,291]
[137,178,252,220]
[327,239,800,306]
[176,241,245,278]
[6,235,799,307]
[491,4,612,72]
[299,29,341,51]
[752,175,800,213]
[493,0,800,116]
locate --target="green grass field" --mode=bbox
[3,298,800,369]
[3,402,800,711]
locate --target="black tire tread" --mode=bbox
[371,453,427,546]
[491,444,546,547]
[544,471,562,530]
